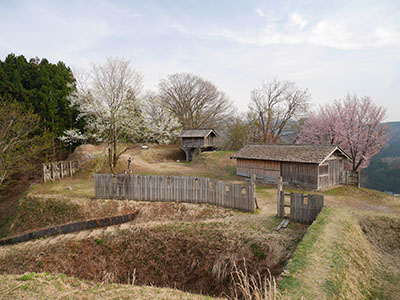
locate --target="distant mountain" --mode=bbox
[362,121,400,194]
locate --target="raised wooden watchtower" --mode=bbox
[179,129,218,161]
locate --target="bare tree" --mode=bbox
[159,73,234,129]
[249,78,310,143]
[68,57,144,173]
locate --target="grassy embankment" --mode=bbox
[0,145,305,298]
[279,186,400,300]
[0,144,399,299]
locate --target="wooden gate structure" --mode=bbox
[277,178,324,225]
[42,160,80,182]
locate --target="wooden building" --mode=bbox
[231,144,351,190]
[179,129,218,161]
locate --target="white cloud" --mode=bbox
[290,13,307,29]
[172,16,400,51]
[255,9,265,17]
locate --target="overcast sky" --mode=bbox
[1,0,399,121]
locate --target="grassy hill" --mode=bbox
[362,121,400,194]
[0,144,399,299]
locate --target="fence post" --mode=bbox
[277,176,283,217]
[60,162,64,179]
[51,163,54,181]
[357,172,361,188]
[251,174,257,211]
[42,164,46,183]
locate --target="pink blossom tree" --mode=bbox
[296,94,389,171]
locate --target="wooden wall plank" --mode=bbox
[94,174,255,212]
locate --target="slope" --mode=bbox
[362,121,400,193]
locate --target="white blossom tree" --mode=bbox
[67,57,144,173]
[59,129,87,153]
[140,92,181,144]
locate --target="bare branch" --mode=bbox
[159,73,235,129]
[249,78,310,143]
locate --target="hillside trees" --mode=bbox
[0,100,51,189]
[159,73,234,129]
[68,57,144,173]
[297,94,389,171]
[249,78,310,143]
[218,114,255,150]
[0,53,83,158]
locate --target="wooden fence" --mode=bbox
[340,170,360,188]
[94,174,256,212]
[277,178,324,224]
[42,160,80,183]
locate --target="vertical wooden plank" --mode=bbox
[234,185,239,210]
[216,181,220,207]
[236,185,241,210]
[146,176,150,201]
[200,178,205,204]
[303,196,310,224]
[308,194,324,224]
[277,177,283,217]
[290,193,296,222]
[60,162,63,179]
[157,175,160,201]
[228,183,233,209]
[171,176,175,202]
[139,175,143,201]
[42,164,47,183]
[219,181,224,208]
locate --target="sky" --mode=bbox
[1,0,399,121]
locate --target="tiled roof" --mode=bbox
[231,144,350,164]
[178,129,217,138]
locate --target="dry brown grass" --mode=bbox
[231,262,284,300]
[0,272,219,300]
[359,214,400,300]
[0,214,305,298]
[3,144,399,299]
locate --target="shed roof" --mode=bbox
[231,144,351,164]
[178,129,218,138]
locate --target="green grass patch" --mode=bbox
[16,273,34,281]
[250,242,266,260]
[94,238,105,245]
[279,207,330,292]
[1,196,83,237]
[255,186,273,198]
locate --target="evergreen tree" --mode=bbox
[0,53,84,158]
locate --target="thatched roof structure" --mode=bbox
[178,129,218,138]
[231,144,351,164]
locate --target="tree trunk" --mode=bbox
[108,146,114,174]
